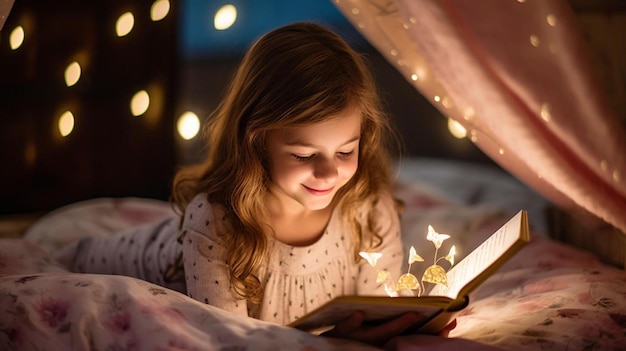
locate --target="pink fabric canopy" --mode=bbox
[333,0,626,235]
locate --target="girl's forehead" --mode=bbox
[270,111,362,146]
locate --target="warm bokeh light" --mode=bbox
[151,0,170,21]
[214,4,237,30]
[130,90,150,116]
[10,26,25,50]
[64,61,81,87]
[116,12,135,37]
[177,111,201,140]
[447,118,467,139]
[58,111,75,137]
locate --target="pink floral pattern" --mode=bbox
[0,271,379,351]
[449,236,626,350]
[2,167,626,350]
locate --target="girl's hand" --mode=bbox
[438,319,457,337]
[321,311,423,347]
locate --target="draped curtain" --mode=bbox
[332,0,626,235]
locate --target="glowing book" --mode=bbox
[289,210,530,334]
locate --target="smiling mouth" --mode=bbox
[303,185,334,196]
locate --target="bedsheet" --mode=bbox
[2,159,626,351]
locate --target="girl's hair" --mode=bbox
[172,22,400,303]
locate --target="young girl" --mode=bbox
[70,22,422,346]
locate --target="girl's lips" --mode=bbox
[302,184,334,196]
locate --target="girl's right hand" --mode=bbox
[321,310,423,347]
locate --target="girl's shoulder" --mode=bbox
[182,193,230,236]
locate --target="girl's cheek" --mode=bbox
[344,160,359,178]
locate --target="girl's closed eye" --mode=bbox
[292,154,314,162]
[337,151,355,159]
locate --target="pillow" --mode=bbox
[0,239,67,275]
[23,197,175,254]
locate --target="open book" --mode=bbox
[289,210,530,334]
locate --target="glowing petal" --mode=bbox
[445,245,457,266]
[396,273,420,291]
[384,283,398,297]
[359,251,383,268]
[427,225,450,249]
[422,265,448,287]
[376,270,390,283]
[408,246,424,264]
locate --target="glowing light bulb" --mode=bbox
[58,111,75,137]
[64,61,81,87]
[10,26,25,50]
[530,35,540,47]
[151,0,170,21]
[116,12,135,37]
[130,90,150,116]
[447,118,467,139]
[214,4,237,30]
[177,111,200,140]
[540,103,552,122]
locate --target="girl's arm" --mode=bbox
[181,196,248,316]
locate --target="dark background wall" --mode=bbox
[1,0,622,216]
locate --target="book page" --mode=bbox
[428,210,528,299]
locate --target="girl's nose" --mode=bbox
[313,157,338,183]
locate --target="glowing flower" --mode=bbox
[396,273,420,291]
[427,225,450,249]
[422,265,448,287]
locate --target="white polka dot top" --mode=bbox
[181,191,404,325]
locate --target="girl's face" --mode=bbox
[266,108,361,213]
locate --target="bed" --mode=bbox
[2,157,625,351]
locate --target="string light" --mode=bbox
[214,4,237,30]
[150,0,170,21]
[177,111,201,140]
[530,35,540,47]
[9,25,25,50]
[600,160,608,172]
[116,12,135,37]
[540,103,552,122]
[58,111,75,137]
[64,61,81,87]
[130,90,150,116]
[447,119,467,139]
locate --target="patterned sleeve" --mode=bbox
[356,191,405,296]
[181,194,249,316]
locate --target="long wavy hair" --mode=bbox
[172,22,400,303]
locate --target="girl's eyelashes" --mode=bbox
[291,150,355,162]
[337,150,354,159]
[292,154,313,161]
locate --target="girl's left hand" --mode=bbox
[321,310,423,347]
